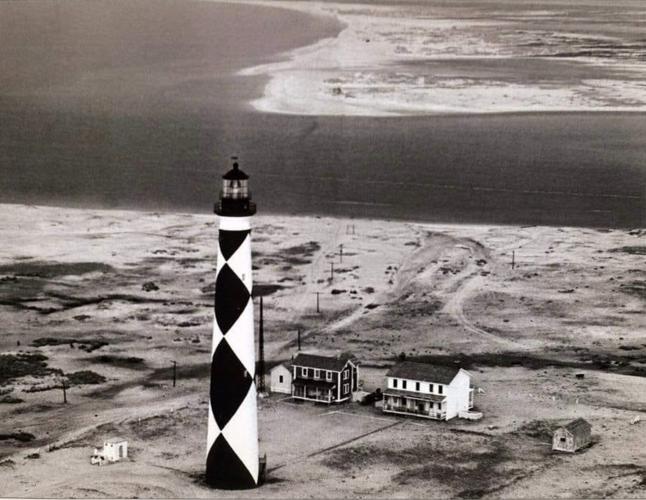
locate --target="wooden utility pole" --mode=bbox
[512,250,515,269]
[316,292,320,313]
[297,329,301,351]
[62,378,67,404]
[172,361,177,387]
[339,244,343,263]
[330,262,334,281]
[258,297,265,393]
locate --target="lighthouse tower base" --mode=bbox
[206,215,260,489]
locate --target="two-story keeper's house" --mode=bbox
[291,352,359,404]
[383,361,474,420]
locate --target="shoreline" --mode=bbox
[0,1,642,228]
[3,199,640,232]
[231,0,646,117]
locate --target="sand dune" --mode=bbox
[234,0,646,116]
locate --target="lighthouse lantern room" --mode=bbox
[214,159,256,217]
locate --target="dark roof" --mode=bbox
[292,352,355,372]
[104,437,127,444]
[383,389,446,402]
[386,362,461,384]
[223,162,249,180]
[563,418,592,435]
[292,378,336,389]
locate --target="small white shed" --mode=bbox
[552,419,592,453]
[270,362,292,394]
[91,438,128,465]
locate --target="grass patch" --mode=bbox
[280,241,321,266]
[147,362,210,382]
[619,281,646,299]
[91,355,146,369]
[66,371,106,385]
[0,432,35,443]
[32,337,108,352]
[0,395,24,404]
[513,419,559,443]
[0,261,113,278]
[283,256,312,266]
[610,246,646,255]
[0,353,57,384]
[401,351,646,377]
[390,300,442,317]
[284,241,320,256]
[394,444,512,494]
[253,284,285,297]
[127,414,178,440]
[323,437,516,497]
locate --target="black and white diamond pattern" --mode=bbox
[206,224,259,489]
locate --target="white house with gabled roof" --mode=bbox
[383,361,476,420]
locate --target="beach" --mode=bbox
[0,204,644,497]
[239,0,646,116]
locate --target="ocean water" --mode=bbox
[0,0,643,227]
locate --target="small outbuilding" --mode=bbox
[269,362,292,394]
[552,418,592,453]
[91,437,128,465]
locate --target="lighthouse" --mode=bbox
[206,159,259,489]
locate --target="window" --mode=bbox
[402,380,407,389]
[429,384,434,393]
[309,368,314,378]
[393,378,398,388]
[314,369,320,379]
[326,371,332,381]
[438,385,443,394]
[301,367,307,377]
[279,375,284,383]
[343,383,349,393]
[415,382,420,391]
[343,370,349,380]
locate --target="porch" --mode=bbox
[382,390,446,420]
[292,378,336,404]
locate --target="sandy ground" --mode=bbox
[0,203,645,498]
[233,0,646,116]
